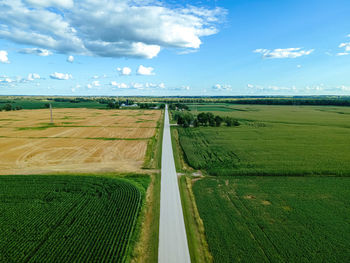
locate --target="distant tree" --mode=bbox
[4,104,12,111]
[107,101,116,109]
[176,112,194,127]
[15,106,22,110]
[224,117,240,127]
[225,117,233,127]
[159,104,165,109]
[207,113,215,127]
[197,112,208,126]
[193,118,199,127]
[44,103,50,108]
[214,115,223,127]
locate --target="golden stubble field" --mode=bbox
[0,108,161,175]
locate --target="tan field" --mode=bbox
[0,108,161,175]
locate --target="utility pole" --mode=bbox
[50,103,53,123]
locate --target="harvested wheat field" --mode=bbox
[0,108,161,175]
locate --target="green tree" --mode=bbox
[215,116,223,127]
[197,112,208,126]
[4,104,12,111]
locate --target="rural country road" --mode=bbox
[158,105,191,263]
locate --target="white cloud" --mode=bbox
[137,65,155,75]
[248,83,297,92]
[27,73,40,81]
[50,72,72,80]
[67,55,74,62]
[145,82,165,89]
[254,48,314,59]
[117,67,132,76]
[0,77,13,83]
[212,84,232,91]
[110,81,165,90]
[19,48,52,56]
[110,81,129,89]
[0,0,225,59]
[338,85,350,92]
[131,82,144,90]
[92,80,100,87]
[0,50,9,63]
[338,42,350,56]
[86,80,101,89]
[25,0,74,9]
[297,65,302,68]
[339,42,350,51]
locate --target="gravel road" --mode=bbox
[158,105,191,263]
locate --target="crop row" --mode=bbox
[0,175,143,263]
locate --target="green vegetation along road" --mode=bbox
[0,175,148,263]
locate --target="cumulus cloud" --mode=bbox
[110,81,129,89]
[0,50,9,63]
[50,72,72,80]
[110,81,165,90]
[212,84,232,91]
[117,67,132,76]
[145,82,165,89]
[27,73,40,81]
[337,85,350,92]
[0,0,225,59]
[254,48,314,59]
[67,55,74,62]
[339,42,350,51]
[25,0,74,9]
[0,77,13,83]
[172,85,190,91]
[247,83,297,92]
[86,80,101,89]
[337,42,350,56]
[137,65,155,75]
[19,48,52,56]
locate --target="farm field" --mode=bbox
[0,174,148,263]
[177,104,350,176]
[193,176,350,263]
[0,108,161,175]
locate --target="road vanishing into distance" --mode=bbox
[158,105,191,263]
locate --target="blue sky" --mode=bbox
[0,0,350,96]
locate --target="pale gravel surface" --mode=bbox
[158,105,191,263]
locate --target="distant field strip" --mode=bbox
[177,105,350,176]
[0,108,161,174]
[193,176,350,263]
[0,175,146,263]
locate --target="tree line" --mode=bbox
[157,97,350,106]
[173,111,240,128]
[0,104,22,111]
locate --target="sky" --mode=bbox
[0,0,350,96]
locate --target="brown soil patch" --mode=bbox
[244,195,256,200]
[0,109,161,175]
